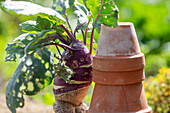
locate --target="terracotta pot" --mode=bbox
[87,22,152,113]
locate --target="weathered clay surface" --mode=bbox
[97,22,141,56]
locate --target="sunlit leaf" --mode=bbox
[36,16,52,30]
[85,0,118,31]
[19,16,61,33]
[74,1,92,31]
[5,33,38,61]
[6,47,54,113]
[19,21,38,33]
[0,1,66,22]
[53,0,92,32]
[5,27,66,62]
[5,33,33,62]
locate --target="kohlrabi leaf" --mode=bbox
[5,43,24,62]
[54,61,73,82]
[6,47,54,113]
[6,61,25,113]
[0,1,66,22]
[53,0,77,31]
[20,16,57,33]
[85,0,118,31]
[74,1,92,31]
[19,21,39,33]
[74,2,89,23]
[53,0,92,32]
[23,47,54,95]
[6,33,40,62]
[36,16,52,30]
[5,27,68,62]
[5,33,32,62]
[54,0,75,12]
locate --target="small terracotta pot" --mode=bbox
[87,22,152,113]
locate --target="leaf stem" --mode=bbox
[62,2,73,35]
[81,29,85,44]
[84,16,92,45]
[60,25,76,42]
[43,42,75,51]
[54,54,62,60]
[55,45,62,58]
[33,36,60,47]
[24,38,37,54]
[113,4,119,27]
[73,22,86,37]
[89,0,104,54]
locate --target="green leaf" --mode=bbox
[0,1,66,22]
[6,47,54,113]
[85,0,119,30]
[36,16,52,30]
[5,27,67,62]
[74,1,92,31]
[5,43,24,62]
[5,33,38,61]
[54,61,73,82]
[23,47,54,95]
[6,61,25,113]
[53,0,78,30]
[5,33,32,62]
[54,0,75,10]
[20,16,57,33]
[86,0,100,20]
[5,33,41,62]
[19,21,39,33]
[53,0,92,32]
[35,29,66,45]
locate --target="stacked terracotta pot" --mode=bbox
[88,22,152,113]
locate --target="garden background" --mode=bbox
[0,0,169,112]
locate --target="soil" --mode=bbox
[0,93,54,113]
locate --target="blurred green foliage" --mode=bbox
[0,10,20,89]
[0,0,169,112]
[144,67,170,113]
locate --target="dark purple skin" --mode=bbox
[53,41,93,95]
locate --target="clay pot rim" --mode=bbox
[93,53,144,59]
[93,69,145,85]
[101,22,134,28]
[93,53,145,72]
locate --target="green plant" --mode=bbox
[0,0,118,112]
[144,67,170,113]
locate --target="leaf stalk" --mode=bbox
[89,0,104,54]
